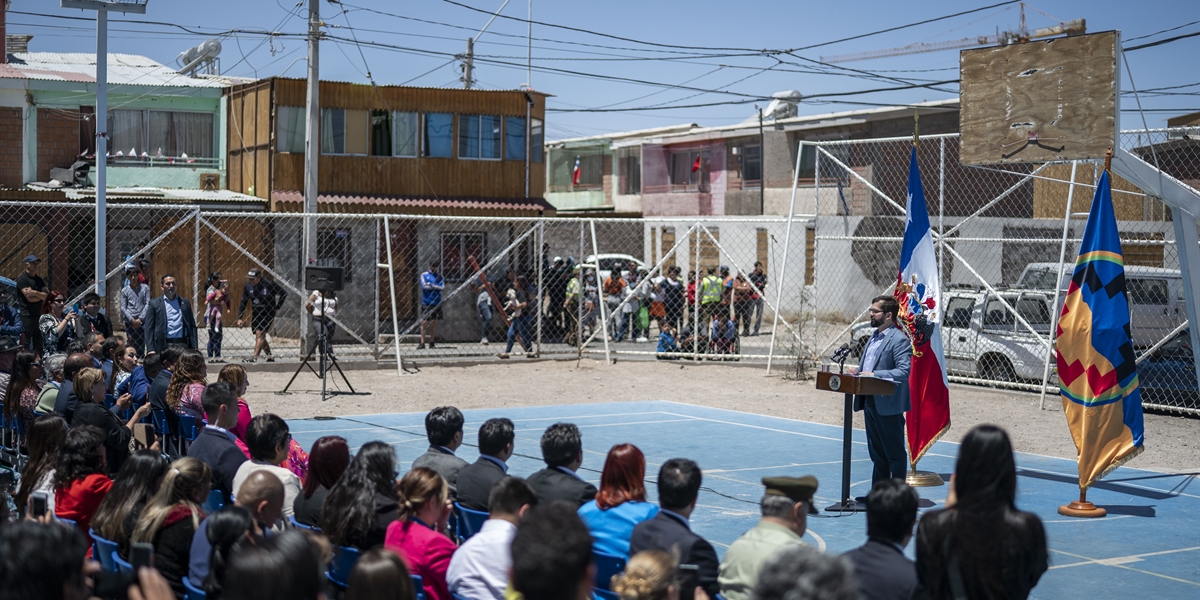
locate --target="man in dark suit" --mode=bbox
[187,382,247,503]
[143,274,198,354]
[630,458,720,598]
[849,295,912,494]
[411,406,470,497]
[842,479,920,600]
[52,353,94,423]
[526,423,597,507]
[455,418,515,511]
[148,345,184,452]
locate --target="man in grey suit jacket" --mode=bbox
[412,406,470,496]
[526,423,597,507]
[143,274,198,354]
[849,296,912,490]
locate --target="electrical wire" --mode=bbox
[1124,30,1200,52]
[1124,20,1200,43]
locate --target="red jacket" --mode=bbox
[385,519,456,600]
[56,473,113,548]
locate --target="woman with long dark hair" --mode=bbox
[320,441,400,548]
[384,467,455,600]
[109,342,138,394]
[578,443,658,557]
[916,424,1048,600]
[166,349,208,420]
[13,413,67,516]
[90,450,170,558]
[54,424,112,545]
[38,290,78,360]
[132,456,213,597]
[346,547,418,600]
[1,350,42,447]
[203,504,257,600]
[223,530,326,600]
[294,435,350,526]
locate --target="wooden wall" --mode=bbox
[227,79,273,200]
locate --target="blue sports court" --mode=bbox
[287,401,1200,600]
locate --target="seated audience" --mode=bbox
[526,422,598,507]
[13,414,67,517]
[293,435,350,526]
[223,530,326,600]
[346,547,418,600]
[447,476,539,599]
[321,441,401,549]
[132,457,212,597]
[189,470,285,590]
[578,443,658,558]
[201,505,258,599]
[34,353,67,414]
[109,343,139,397]
[753,545,859,600]
[718,476,817,600]
[149,345,184,443]
[54,424,112,545]
[455,417,515,511]
[843,479,920,600]
[232,414,302,518]
[187,382,248,503]
[51,352,93,423]
[916,425,1047,600]
[165,349,207,421]
[90,450,170,559]
[612,549,710,600]
[0,520,91,600]
[383,467,456,600]
[411,406,469,497]
[117,350,159,407]
[630,459,719,597]
[221,364,310,482]
[1,349,41,446]
[511,501,596,600]
[70,366,150,476]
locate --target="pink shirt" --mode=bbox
[384,519,456,600]
[176,382,206,421]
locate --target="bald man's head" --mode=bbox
[64,353,93,382]
[235,470,286,527]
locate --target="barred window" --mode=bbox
[618,147,641,195]
[441,232,487,281]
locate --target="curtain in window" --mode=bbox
[505,116,525,161]
[107,109,145,156]
[425,113,452,158]
[146,111,170,157]
[321,108,345,154]
[531,118,544,163]
[459,115,480,158]
[480,115,501,159]
[371,110,392,156]
[164,112,214,157]
[393,112,418,157]
[276,106,305,153]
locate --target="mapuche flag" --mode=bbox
[895,147,951,467]
[1056,170,1145,490]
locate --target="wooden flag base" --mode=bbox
[1058,491,1106,518]
[906,470,945,487]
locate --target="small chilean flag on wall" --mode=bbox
[572,156,582,186]
[692,155,701,172]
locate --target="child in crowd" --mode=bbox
[205,273,230,363]
[656,322,678,359]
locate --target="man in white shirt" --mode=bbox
[447,476,539,600]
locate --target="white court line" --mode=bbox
[1043,514,1137,524]
[706,459,871,474]
[657,412,859,445]
[1017,466,1200,501]
[805,529,828,553]
[513,418,698,434]
[462,411,666,426]
[1048,548,1200,585]
[1048,545,1200,569]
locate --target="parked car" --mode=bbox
[1139,328,1198,410]
[584,253,645,283]
[1018,262,1186,348]
[851,288,1054,382]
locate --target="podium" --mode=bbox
[816,370,898,513]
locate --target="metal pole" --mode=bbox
[373,218,381,359]
[767,141,807,374]
[758,106,765,216]
[526,0,532,88]
[939,138,945,281]
[576,220,584,362]
[462,38,475,89]
[382,217,403,376]
[589,219,612,365]
[193,212,200,341]
[1040,162,1078,410]
[535,220,544,355]
[303,0,320,242]
[692,222,700,358]
[525,95,531,198]
[95,9,107,299]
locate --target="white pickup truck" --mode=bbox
[851,288,1054,382]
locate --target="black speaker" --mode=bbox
[305,266,344,292]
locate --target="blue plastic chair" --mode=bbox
[150,409,169,435]
[201,489,223,515]
[183,576,207,600]
[179,415,200,442]
[412,574,425,600]
[90,530,120,573]
[452,594,470,600]
[289,514,320,531]
[113,551,133,576]
[453,502,489,541]
[57,516,78,529]
[593,550,626,592]
[326,544,361,588]
[594,590,620,600]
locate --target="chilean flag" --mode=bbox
[691,155,701,172]
[896,146,951,468]
[572,156,581,186]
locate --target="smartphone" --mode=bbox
[677,563,699,596]
[131,542,154,571]
[30,491,48,517]
[133,423,154,449]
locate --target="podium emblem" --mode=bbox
[829,375,841,391]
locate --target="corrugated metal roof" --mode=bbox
[272,190,554,212]
[39,186,265,203]
[0,52,226,88]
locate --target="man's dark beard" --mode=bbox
[870,314,883,328]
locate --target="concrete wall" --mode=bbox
[101,166,224,189]
[546,190,606,211]
[0,107,22,188]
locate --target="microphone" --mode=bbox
[831,343,851,360]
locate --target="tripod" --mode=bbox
[282,293,354,402]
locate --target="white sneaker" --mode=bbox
[636,336,649,343]
[481,337,489,345]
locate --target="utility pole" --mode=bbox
[303,0,320,352]
[461,38,475,89]
[758,105,765,215]
[62,0,148,298]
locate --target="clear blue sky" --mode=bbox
[13,0,1199,140]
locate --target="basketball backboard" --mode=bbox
[959,31,1120,165]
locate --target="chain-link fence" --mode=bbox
[807,130,1199,414]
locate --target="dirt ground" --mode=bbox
[240,358,1200,473]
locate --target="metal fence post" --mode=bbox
[767,140,808,375]
[1040,162,1079,409]
[536,219,544,355]
[589,218,612,365]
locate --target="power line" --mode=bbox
[1124,20,1200,43]
[1124,30,1200,52]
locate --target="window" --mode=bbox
[945,297,974,329]
[424,113,453,157]
[321,108,346,154]
[670,150,709,192]
[574,154,603,190]
[505,116,526,161]
[276,106,305,153]
[459,115,501,159]
[370,110,392,156]
[618,147,641,195]
[1016,296,1051,332]
[742,144,762,189]
[1129,278,1170,305]
[108,109,215,159]
[315,229,353,282]
[441,232,486,281]
[983,297,1016,330]
[393,111,419,157]
[531,118,544,163]
[797,144,817,179]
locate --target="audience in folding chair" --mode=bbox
[454,418,515,512]
[89,449,169,560]
[447,476,538,599]
[190,470,285,590]
[321,441,402,549]
[526,422,597,508]
[578,443,658,558]
[292,435,349,526]
[130,457,212,598]
[629,458,720,598]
